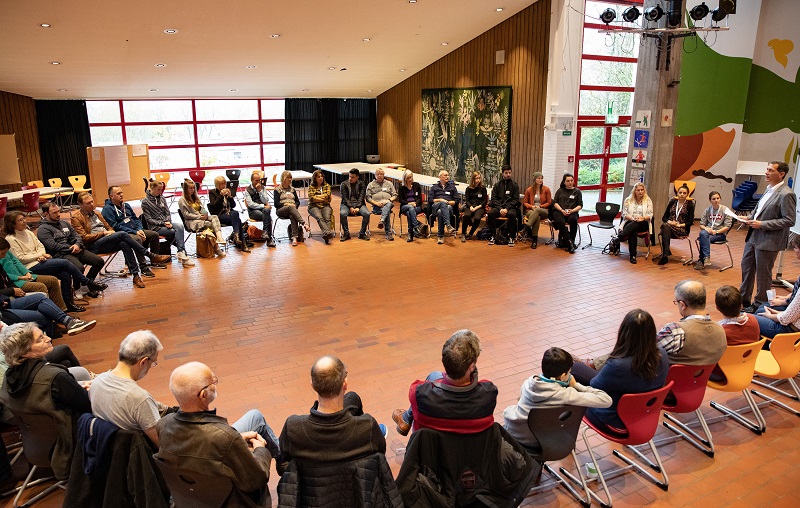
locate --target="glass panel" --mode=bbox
[199,145,261,167]
[149,148,197,170]
[196,123,259,144]
[582,27,640,58]
[261,100,285,119]
[577,158,602,187]
[89,126,123,146]
[263,144,285,164]
[126,125,195,146]
[580,189,600,217]
[195,100,258,121]
[86,101,121,123]
[610,127,630,154]
[606,187,624,207]
[584,2,644,28]
[262,121,285,142]
[578,90,634,116]
[579,127,606,155]
[608,158,626,184]
[122,100,192,122]
[580,60,637,87]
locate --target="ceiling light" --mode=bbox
[362,38,370,42]
[163,29,178,34]
[600,8,616,24]
[496,8,504,12]
[40,23,51,28]
[229,89,238,92]
[622,7,640,23]
[340,68,347,71]
[50,61,61,65]
[367,89,373,92]
[644,5,664,22]
[154,63,166,67]
[245,65,257,69]
[270,34,280,38]
[149,89,158,92]
[441,42,449,46]
[409,1,417,3]
[689,3,709,21]
[399,69,406,72]
[328,67,335,70]
[57,88,67,92]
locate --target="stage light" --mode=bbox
[689,3,709,21]
[622,7,640,23]
[644,5,664,22]
[600,8,616,25]
[667,9,682,27]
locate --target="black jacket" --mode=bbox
[277,452,403,508]
[489,179,520,210]
[36,218,83,256]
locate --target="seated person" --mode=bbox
[0,323,93,480]
[273,170,309,247]
[0,238,73,312]
[522,171,551,249]
[428,170,460,245]
[461,171,487,242]
[141,179,195,264]
[102,186,166,273]
[244,170,276,247]
[398,170,429,242]
[307,170,336,244]
[339,168,370,241]
[503,347,611,449]
[571,309,669,431]
[617,182,652,264]
[156,362,278,507]
[72,192,170,289]
[178,179,226,258]
[392,330,497,435]
[366,168,397,241]
[488,165,520,247]
[695,191,733,270]
[550,173,582,253]
[716,285,761,345]
[657,183,695,265]
[756,235,800,338]
[279,356,385,470]
[208,176,251,252]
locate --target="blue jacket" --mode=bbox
[102,199,143,234]
[427,181,460,206]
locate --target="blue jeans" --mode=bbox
[249,208,274,237]
[401,371,444,424]
[30,258,91,302]
[157,224,186,253]
[401,204,423,229]
[218,210,245,236]
[339,204,370,235]
[7,293,70,335]
[372,203,394,230]
[230,409,280,457]
[755,314,794,339]
[430,202,453,237]
[89,231,146,276]
[697,230,727,261]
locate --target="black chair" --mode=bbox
[153,455,233,508]
[524,405,590,507]
[225,169,241,181]
[11,412,67,507]
[582,202,620,250]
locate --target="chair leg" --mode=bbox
[12,465,66,508]
[582,226,594,249]
[553,451,591,507]
[661,408,715,457]
[720,242,734,272]
[615,440,669,491]
[682,237,694,265]
[709,389,767,434]
[751,377,800,417]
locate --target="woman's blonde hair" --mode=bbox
[182,179,199,203]
[624,182,648,206]
[468,171,483,189]
[281,170,293,187]
[214,175,226,188]
[403,170,414,185]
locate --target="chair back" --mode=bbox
[27,180,44,189]
[22,191,40,212]
[615,381,674,446]
[16,412,59,468]
[594,202,620,226]
[674,180,696,199]
[48,178,63,188]
[153,172,171,186]
[153,455,232,508]
[177,208,192,231]
[766,332,800,378]
[0,196,7,219]
[707,339,767,392]
[67,175,89,191]
[189,170,205,188]
[225,169,241,181]
[226,180,238,196]
[526,405,587,462]
[663,364,715,413]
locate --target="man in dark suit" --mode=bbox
[740,161,796,312]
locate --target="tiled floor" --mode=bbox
[5,198,800,507]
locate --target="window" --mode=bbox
[87,99,286,175]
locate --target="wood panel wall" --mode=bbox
[0,90,43,191]
[377,0,551,187]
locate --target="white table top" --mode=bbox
[1,186,73,201]
[290,170,314,180]
[313,162,405,176]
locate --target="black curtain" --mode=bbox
[34,100,91,183]
[285,99,377,176]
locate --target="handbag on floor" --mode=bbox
[196,229,217,258]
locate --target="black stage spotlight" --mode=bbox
[622,6,641,23]
[600,8,616,24]
[712,0,736,22]
[667,9,682,27]
[689,3,709,21]
[644,5,664,22]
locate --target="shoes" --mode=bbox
[379,423,388,439]
[567,241,576,254]
[358,232,370,241]
[66,303,86,313]
[149,253,172,264]
[341,232,351,242]
[509,239,515,247]
[86,280,108,292]
[694,259,705,270]
[530,241,537,249]
[460,233,466,243]
[386,233,394,241]
[240,242,251,252]
[392,409,410,436]
[742,303,758,314]
[437,236,444,244]
[133,275,145,288]
[291,237,298,246]
[66,318,96,335]
[407,234,413,242]
[323,233,330,244]
[445,225,455,236]
[488,237,495,245]
[303,222,311,234]
[215,246,227,257]
[377,222,385,230]
[149,262,168,269]
[421,224,430,237]
[86,290,101,298]
[658,255,669,265]
[266,237,277,247]
[630,255,637,264]
[141,267,156,278]
[232,232,242,247]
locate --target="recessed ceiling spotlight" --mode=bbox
[163,28,178,34]
[328,67,336,70]
[367,89,373,92]
[229,89,238,92]
[399,69,406,72]
[340,68,347,71]
[40,23,51,28]
[50,61,61,65]
[409,0,417,3]
[155,63,167,67]
[149,89,158,92]
[362,38,371,42]
[441,42,449,46]
[301,89,309,92]
[245,65,257,69]
[496,8,504,12]
[270,34,280,38]
[57,88,67,92]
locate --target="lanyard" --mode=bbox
[674,201,684,222]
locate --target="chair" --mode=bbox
[47,177,75,208]
[674,180,696,200]
[708,339,768,435]
[21,189,42,219]
[96,251,129,281]
[11,412,68,507]
[397,206,430,237]
[153,455,232,508]
[189,170,206,201]
[370,204,396,238]
[660,364,717,457]
[544,218,582,247]
[67,174,91,193]
[0,196,8,220]
[568,382,674,508]
[27,180,56,202]
[152,172,179,208]
[658,230,694,265]
[635,217,654,259]
[225,169,241,181]
[694,236,734,271]
[582,202,620,250]
[524,405,590,507]
[750,332,800,416]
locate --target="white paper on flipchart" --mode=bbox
[131,144,148,157]
[104,145,131,186]
[91,147,101,161]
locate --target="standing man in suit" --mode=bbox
[740,161,796,312]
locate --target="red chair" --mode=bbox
[21,190,41,218]
[660,364,716,457]
[570,382,674,508]
[0,196,8,220]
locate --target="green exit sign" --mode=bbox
[562,130,572,136]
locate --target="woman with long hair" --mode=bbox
[571,309,669,430]
[308,170,335,244]
[398,170,428,242]
[618,182,653,264]
[657,183,695,265]
[273,170,308,247]
[460,171,488,242]
[550,173,583,253]
[178,179,226,258]
[522,171,552,249]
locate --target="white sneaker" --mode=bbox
[74,289,85,300]
[215,247,226,258]
[177,251,195,266]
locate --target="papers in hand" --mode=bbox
[724,208,746,221]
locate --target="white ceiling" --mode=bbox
[1,0,537,100]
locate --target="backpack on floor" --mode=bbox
[476,227,493,240]
[196,229,217,258]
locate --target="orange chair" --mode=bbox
[67,174,91,193]
[751,332,800,417]
[660,364,716,457]
[708,339,768,435]
[47,177,75,208]
[26,180,55,204]
[152,172,178,207]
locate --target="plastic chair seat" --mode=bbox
[750,333,800,414]
[754,351,781,377]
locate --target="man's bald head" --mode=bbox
[170,361,215,408]
[675,280,706,311]
[310,355,347,398]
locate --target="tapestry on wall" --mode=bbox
[421,87,512,187]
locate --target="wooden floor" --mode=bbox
[5,199,800,507]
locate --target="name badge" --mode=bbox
[124,218,131,223]
[62,227,69,233]
[445,191,450,195]
[505,190,510,195]
[477,194,482,198]
[570,194,575,199]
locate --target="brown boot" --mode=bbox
[149,253,171,264]
[133,275,145,288]
[232,232,243,247]
[241,242,251,253]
